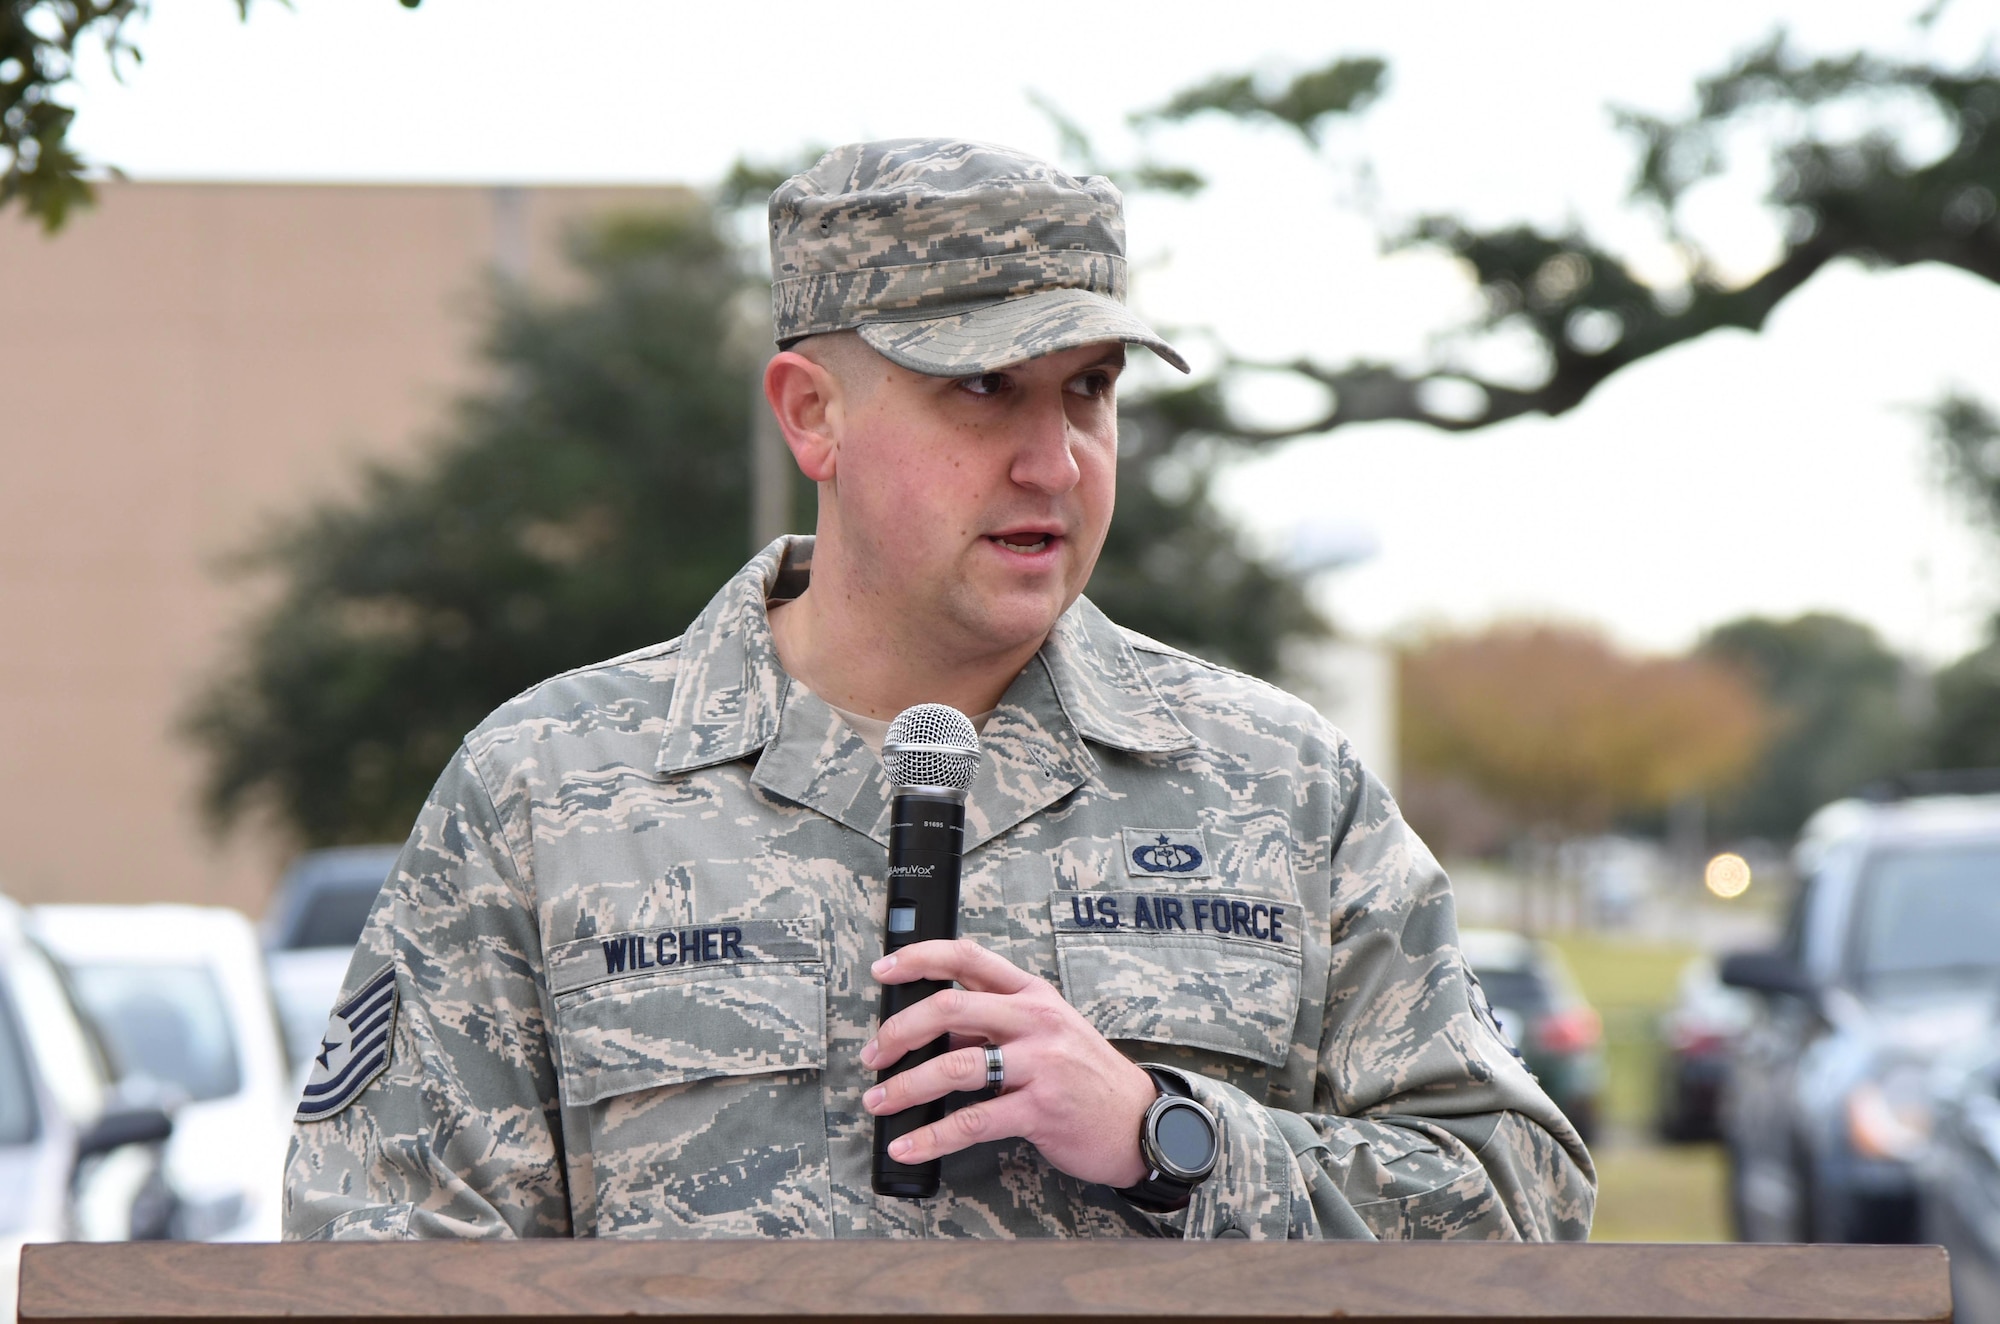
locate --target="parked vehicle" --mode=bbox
[263,846,399,1072]
[1655,956,1754,1143]
[34,905,293,1240]
[1919,1028,2000,1324]
[1459,928,1604,1142]
[1721,780,2000,1243]
[0,894,175,1320]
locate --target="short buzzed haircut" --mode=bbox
[792,329,886,402]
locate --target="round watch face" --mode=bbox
[1153,1099,1217,1177]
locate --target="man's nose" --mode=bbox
[1008,393,1082,495]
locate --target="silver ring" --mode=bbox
[984,1043,1005,1092]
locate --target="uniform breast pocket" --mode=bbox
[547,917,827,1106]
[546,917,832,1236]
[1049,890,1304,1069]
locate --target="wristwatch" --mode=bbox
[1115,1066,1219,1212]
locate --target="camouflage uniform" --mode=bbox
[284,536,1596,1241]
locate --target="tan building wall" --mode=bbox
[0,181,691,914]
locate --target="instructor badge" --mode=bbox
[296,962,397,1122]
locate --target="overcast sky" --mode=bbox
[62,0,2000,661]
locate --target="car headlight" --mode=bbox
[1846,1068,1934,1162]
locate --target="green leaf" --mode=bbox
[1,0,289,231]
[717,147,826,208]
[1129,162,1205,195]
[1027,89,1102,173]
[1138,57,1387,143]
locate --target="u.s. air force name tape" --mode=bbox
[296,962,397,1122]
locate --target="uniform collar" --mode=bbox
[656,536,1197,844]
[1038,595,1198,756]
[654,535,798,779]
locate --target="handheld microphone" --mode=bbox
[871,702,980,1200]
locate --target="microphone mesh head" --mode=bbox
[883,704,980,791]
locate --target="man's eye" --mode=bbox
[1066,370,1115,398]
[959,372,1009,396]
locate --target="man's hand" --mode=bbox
[860,938,1157,1189]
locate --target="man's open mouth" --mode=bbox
[990,533,1056,554]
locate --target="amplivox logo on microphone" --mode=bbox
[888,864,936,878]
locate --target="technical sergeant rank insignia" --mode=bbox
[295,961,397,1122]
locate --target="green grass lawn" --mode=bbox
[1549,932,1699,1131]
[1589,1142,1732,1242]
[1543,932,1732,1242]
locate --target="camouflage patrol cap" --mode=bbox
[769,138,1189,377]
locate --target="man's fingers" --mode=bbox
[884,1092,1036,1166]
[874,938,1037,994]
[864,987,1027,1069]
[865,1043,998,1116]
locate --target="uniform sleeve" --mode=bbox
[282,743,571,1240]
[1148,754,1596,1242]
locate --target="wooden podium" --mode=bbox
[16,1241,1951,1324]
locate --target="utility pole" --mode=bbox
[750,354,790,552]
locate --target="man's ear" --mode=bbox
[764,351,839,483]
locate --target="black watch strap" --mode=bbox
[1115,1067,1217,1213]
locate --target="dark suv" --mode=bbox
[262,846,400,1071]
[1721,782,2000,1243]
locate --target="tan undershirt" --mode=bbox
[825,700,997,756]
[767,599,995,756]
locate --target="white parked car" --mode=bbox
[263,847,399,1073]
[0,895,174,1318]
[34,905,292,1241]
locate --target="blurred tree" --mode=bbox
[1929,638,2000,770]
[3,0,147,230]
[1398,623,1769,842]
[0,1,300,232]
[1696,613,1922,838]
[1142,57,1386,143]
[1090,449,1322,679]
[3,1,430,230]
[1923,394,2000,769]
[1933,390,2000,536]
[1126,36,2000,439]
[190,198,1321,846]
[188,206,756,845]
